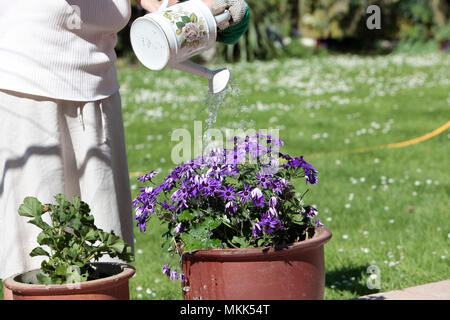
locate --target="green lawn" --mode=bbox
[1,52,449,300]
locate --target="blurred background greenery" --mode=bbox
[117,0,450,62]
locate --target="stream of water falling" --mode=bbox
[199,72,251,154]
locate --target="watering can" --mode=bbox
[130,0,232,94]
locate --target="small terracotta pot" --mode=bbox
[3,262,135,300]
[182,227,331,300]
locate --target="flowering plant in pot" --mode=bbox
[3,194,134,300]
[134,133,331,300]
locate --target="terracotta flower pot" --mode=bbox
[3,262,135,300]
[181,227,332,300]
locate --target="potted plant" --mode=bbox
[133,132,332,300]
[3,194,134,300]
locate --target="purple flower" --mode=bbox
[225,201,238,216]
[252,223,262,238]
[256,174,273,189]
[304,206,318,218]
[135,206,151,233]
[269,196,278,208]
[238,184,252,203]
[207,162,224,180]
[258,213,284,235]
[179,273,186,282]
[138,170,158,183]
[251,187,263,199]
[315,219,324,228]
[216,186,236,202]
[174,222,184,234]
[247,135,268,160]
[162,264,171,277]
[170,269,178,280]
[225,147,246,166]
[202,179,222,197]
[160,200,175,211]
[268,207,278,217]
[283,156,319,185]
[252,195,266,207]
[221,164,240,178]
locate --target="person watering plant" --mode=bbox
[0,0,249,286]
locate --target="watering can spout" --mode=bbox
[170,60,231,94]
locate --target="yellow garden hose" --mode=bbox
[307,121,450,159]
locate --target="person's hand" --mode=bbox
[211,0,248,31]
[135,0,178,13]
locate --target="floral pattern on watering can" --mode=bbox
[163,8,207,53]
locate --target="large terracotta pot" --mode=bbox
[182,227,331,300]
[3,262,135,300]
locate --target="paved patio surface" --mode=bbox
[357,280,450,300]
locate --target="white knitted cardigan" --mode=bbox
[0,0,131,101]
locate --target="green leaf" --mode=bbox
[37,231,53,246]
[28,216,51,230]
[55,264,68,276]
[176,21,185,30]
[203,217,221,230]
[36,272,52,285]
[66,266,87,284]
[110,240,125,253]
[84,229,97,241]
[72,196,81,210]
[181,16,191,24]
[67,246,78,259]
[18,197,43,217]
[232,236,251,248]
[29,247,50,257]
[257,238,266,247]
[54,193,69,207]
[71,217,82,231]
[178,211,195,222]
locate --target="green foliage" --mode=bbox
[435,23,450,41]
[180,217,222,251]
[18,195,134,284]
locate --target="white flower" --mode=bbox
[251,187,263,199]
[183,22,201,43]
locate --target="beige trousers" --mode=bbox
[0,89,134,280]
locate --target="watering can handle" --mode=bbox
[214,10,231,25]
